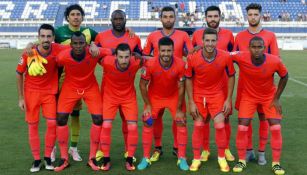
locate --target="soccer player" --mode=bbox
[54,32,112,172]
[16,24,64,172]
[137,37,189,171]
[99,43,144,171]
[53,4,98,162]
[191,5,235,162]
[232,36,288,175]
[234,3,279,165]
[185,28,235,172]
[143,6,193,160]
[95,10,142,161]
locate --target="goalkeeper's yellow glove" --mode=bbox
[27,49,48,76]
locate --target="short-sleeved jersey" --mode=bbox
[192,27,234,52]
[16,43,64,94]
[234,29,279,56]
[95,29,142,54]
[57,47,112,90]
[185,49,236,97]
[143,29,193,58]
[101,56,142,100]
[55,25,97,45]
[141,57,186,99]
[231,51,288,101]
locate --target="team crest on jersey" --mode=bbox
[18,57,23,65]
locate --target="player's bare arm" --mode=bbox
[139,79,152,117]
[270,74,288,114]
[223,75,235,115]
[185,78,200,120]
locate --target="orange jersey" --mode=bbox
[95,29,142,54]
[185,49,235,97]
[16,43,65,94]
[234,29,279,56]
[141,57,186,99]
[57,47,112,90]
[231,52,288,101]
[143,29,193,58]
[192,27,234,52]
[101,56,143,100]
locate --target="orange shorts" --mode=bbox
[57,84,102,115]
[238,97,282,119]
[148,96,186,120]
[102,96,138,121]
[194,93,224,119]
[235,79,263,114]
[24,90,56,123]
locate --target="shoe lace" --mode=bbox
[272,164,283,171]
[235,162,246,169]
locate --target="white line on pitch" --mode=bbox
[289,78,307,88]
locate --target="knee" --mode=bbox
[214,122,225,129]
[127,122,138,131]
[270,124,281,131]
[194,120,204,127]
[175,117,186,127]
[92,114,103,126]
[56,113,69,126]
[47,119,56,128]
[238,125,249,131]
[102,121,113,128]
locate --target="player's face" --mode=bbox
[67,10,83,27]
[160,11,175,30]
[116,50,131,69]
[247,9,261,27]
[71,36,86,55]
[206,10,220,29]
[111,12,126,32]
[38,29,54,50]
[249,40,265,59]
[203,34,217,53]
[159,45,173,62]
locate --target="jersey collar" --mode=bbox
[161,29,176,37]
[158,57,174,70]
[115,59,130,72]
[201,49,217,63]
[36,45,52,57]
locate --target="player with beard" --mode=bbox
[94,10,142,162]
[142,6,193,162]
[186,28,235,172]
[233,3,279,165]
[191,6,235,162]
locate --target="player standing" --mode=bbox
[99,43,144,171]
[191,5,235,162]
[138,37,189,171]
[16,24,63,172]
[232,36,288,175]
[54,32,112,172]
[94,10,142,161]
[186,28,235,172]
[143,6,193,160]
[234,3,279,165]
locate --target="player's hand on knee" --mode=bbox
[223,99,232,116]
[189,101,200,120]
[270,98,282,114]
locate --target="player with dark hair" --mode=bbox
[54,32,112,172]
[99,43,144,171]
[234,3,280,165]
[94,10,142,162]
[138,37,189,171]
[232,36,288,175]
[16,24,67,172]
[186,28,235,172]
[143,6,193,161]
[191,5,235,162]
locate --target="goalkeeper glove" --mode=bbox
[27,49,48,76]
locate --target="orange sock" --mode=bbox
[57,125,69,160]
[89,124,102,159]
[127,124,138,157]
[44,120,56,158]
[192,121,204,159]
[142,126,153,158]
[247,123,253,150]
[270,125,282,162]
[100,122,112,157]
[225,122,231,149]
[172,120,178,148]
[259,120,269,152]
[214,123,226,157]
[153,110,164,147]
[203,122,210,151]
[177,126,187,158]
[28,123,40,160]
[236,125,249,160]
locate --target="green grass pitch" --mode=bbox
[0,49,306,175]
